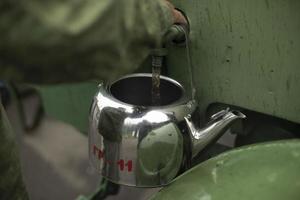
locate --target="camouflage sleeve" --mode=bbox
[0,104,29,200]
[0,0,173,84]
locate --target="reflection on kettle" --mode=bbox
[89,73,245,187]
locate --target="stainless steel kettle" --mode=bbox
[89,73,245,187]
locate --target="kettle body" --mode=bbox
[89,73,196,187]
[89,73,245,187]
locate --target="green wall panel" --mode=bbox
[168,0,300,123]
[37,82,98,134]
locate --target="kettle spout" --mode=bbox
[184,108,246,158]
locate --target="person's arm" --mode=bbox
[0,0,180,84]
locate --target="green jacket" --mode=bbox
[0,0,173,199]
[0,0,172,83]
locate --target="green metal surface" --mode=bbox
[37,82,98,134]
[151,139,300,200]
[168,0,300,123]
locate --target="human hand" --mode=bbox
[164,0,188,25]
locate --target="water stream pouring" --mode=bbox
[151,48,168,106]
